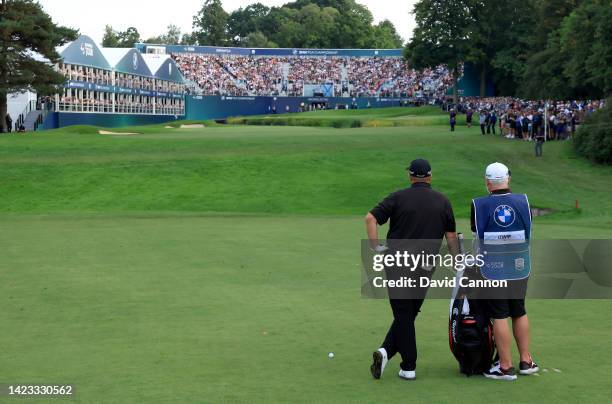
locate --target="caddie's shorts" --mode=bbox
[487,299,526,319]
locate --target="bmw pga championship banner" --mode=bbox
[138,44,404,58]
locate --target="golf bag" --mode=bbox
[448,233,495,376]
[449,296,495,376]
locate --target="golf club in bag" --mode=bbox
[448,233,496,376]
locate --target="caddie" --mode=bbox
[471,162,539,380]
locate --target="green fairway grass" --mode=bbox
[1,119,611,226]
[1,107,611,402]
[227,105,455,127]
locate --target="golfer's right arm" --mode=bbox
[367,193,394,250]
[365,213,380,250]
[444,199,459,256]
[445,231,459,256]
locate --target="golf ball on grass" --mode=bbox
[328,352,334,359]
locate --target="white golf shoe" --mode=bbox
[370,348,388,379]
[398,369,416,380]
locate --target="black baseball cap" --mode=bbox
[407,159,432,178]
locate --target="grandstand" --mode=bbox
[20,37,460,129]
[57,36,186,116]
[13,35,188,130]
[169,48,451,98]
[141,43,455,119]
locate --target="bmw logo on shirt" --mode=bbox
[493,205,516,227]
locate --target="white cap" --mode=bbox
[485,162,510,181]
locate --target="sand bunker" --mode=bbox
[179,124,205,129]
[531,207,554,217]
[98,130,141,135]
[164,125,174,128]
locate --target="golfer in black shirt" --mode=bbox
[365,159,457,380]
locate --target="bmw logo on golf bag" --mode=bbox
[493,205,515,227]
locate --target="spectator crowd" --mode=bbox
[54,62,187,116]
[171,53,452,99]
[59,63,185,94]
[445,97,606,141]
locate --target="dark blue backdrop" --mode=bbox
[186,95,413,120]
[43,112,180,129]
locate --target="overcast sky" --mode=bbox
[38,0,416,46]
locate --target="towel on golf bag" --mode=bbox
[449,296,495,376]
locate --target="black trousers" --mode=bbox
[382,298,424,371]
[480,124,486,135]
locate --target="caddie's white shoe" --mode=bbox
[398,369,416,380]
[370,348,388,379]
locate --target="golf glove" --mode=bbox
[373,244,388,253]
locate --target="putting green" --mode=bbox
[0,110,610,402]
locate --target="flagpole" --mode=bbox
[544,101,548,142]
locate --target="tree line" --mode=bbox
[2,0,610,134]
[406,0,611,100]
[0,0,78,132]
[102,0,610,101]
[103,0,404,50]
